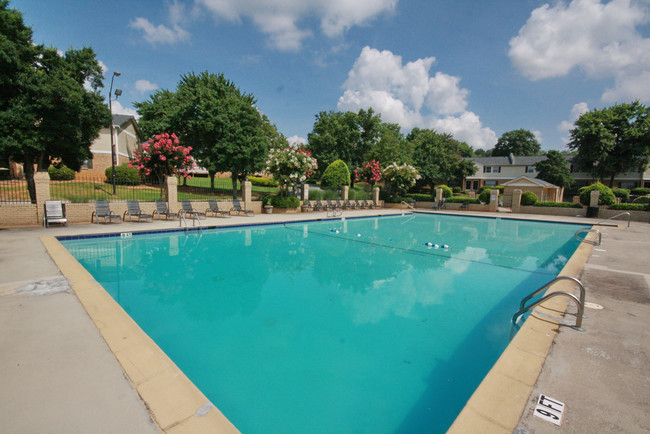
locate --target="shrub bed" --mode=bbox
[434,185,453,198]
[407,193,433,202]
[578,182,615,206]
[48,164,75,180]
[612,188,630,202]
[521,191,538,206]
[445,196,480,204]
[105,165,141,185]
[631,187,650,196]
[533,201,582,208]
[249,176,279,187]
[270,196,300,208]
[632,195,650,204]
[608,203,649,211]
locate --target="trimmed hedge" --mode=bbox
[632,195,650,204]
[105,165,141,185]
[445,196,480,204]
[478,185,504,193]
[270,196,300,208]
[249,176,279,187]
[608,203,649,211]
[578,182,616,206]
[521,191,538,206]
[407,193,434,202]
[532,201,583,208]
[631,187,650,195]
[612,188,630,202]
[48,164,75,181]
[320,160,351,190]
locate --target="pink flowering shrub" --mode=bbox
[130,133,196,180]
[354,160,382,188]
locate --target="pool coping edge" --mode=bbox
[40,235,240,434]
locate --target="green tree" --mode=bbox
[0,1,110,201]
[307,108,382,179]
[493,129,541,156]
[366,123,413,165]
[410,129,477,189]
[534,150,574,188]
[569,101,650,187]
[135,71,268,197]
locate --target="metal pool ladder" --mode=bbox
[180,212,203,231]
[512,276,586,330]
[575,228,601,245]
[401,201,416,211]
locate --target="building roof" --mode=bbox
[467,155,547,165]
[501,176,559,188]
[111,114,144,142]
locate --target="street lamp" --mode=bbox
[108,71,122,195]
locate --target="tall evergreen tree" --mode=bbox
[493,129,541,156]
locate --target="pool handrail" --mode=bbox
[513,291,584,330]
[518,275,585,312]
[595,211,631,228]
[401,201,416,211]
[574,228,601,246]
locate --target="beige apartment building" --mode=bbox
[464,154,650,193]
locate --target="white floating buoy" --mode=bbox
[425,242,433,247]
[335,230,340,234]
[434,244,440,249]
[442,244,449,249]
[356,233,361,237]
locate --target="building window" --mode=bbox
[465,181,472,190]
[525,166,535,173]
[483,166,501,173]
[619,181,637,189]
[485,180,498,186]
[81,158,93,169]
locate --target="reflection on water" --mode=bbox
[62,214,588,433]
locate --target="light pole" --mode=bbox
[109,71,121,195]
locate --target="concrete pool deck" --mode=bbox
[0,209,648,432]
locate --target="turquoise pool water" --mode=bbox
[61,214,589,433]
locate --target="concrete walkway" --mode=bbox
[516,221,650,433]
[0,210,648,432]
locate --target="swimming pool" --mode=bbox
[61,214,589,433]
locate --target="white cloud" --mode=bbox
[135,79,159,94]
[338,47,497,149]
[557,102,589,132]
[287,135,307,147]
[130,17,190,45]
[111,101,140,119]
[194,0,397,51]
[532,130,543,144]
[509,0,650,102]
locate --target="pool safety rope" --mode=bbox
[281,222,558,276]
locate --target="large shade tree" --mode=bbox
[492,129,541,156]
[410,129,477,189]
[534,150,574,188]
[307,108,382,179]
[135,71,269,197]
[0,0,110,201]
[569,101,650,187]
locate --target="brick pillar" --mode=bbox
[34,171,51,225]
[301,184,309,201]
[589,190,600,207]
[342,185,349,201]
[489,189,499,212]
[242,180,252,209]
[373,186,380,207]
[166,176,178,213]
[435,188,443,204]
[512,189,522,213]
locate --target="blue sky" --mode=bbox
[13,0,650,151]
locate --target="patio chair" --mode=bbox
[365,199,379,209]
[356,199,369,209]
[153,200,181,220]
[43,200,68,228]
[459,201,470,210]
[206,199,230,217]
[123,200,153,222]
[344,199,357,209]
[92,200,121,224]
[302,200,313,212]
[230,199,254,216]
[181,199,206,220]
[314,199,327,211]
[433,198,446,210]
[326,199,341,211]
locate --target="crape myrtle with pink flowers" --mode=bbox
[129,133,196,180]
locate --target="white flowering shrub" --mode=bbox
[382,163,421,197]
[265,147,318,196]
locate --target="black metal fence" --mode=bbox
[0,177,33,204]
[50,177,166,202]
